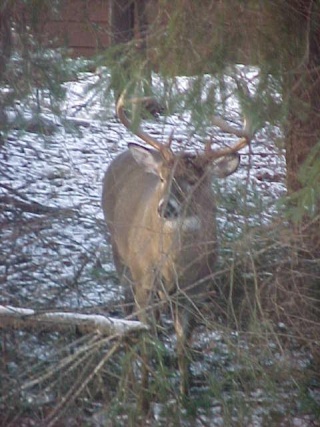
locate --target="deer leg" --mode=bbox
[174,302,195,397]
[111,245,136,316]
[137,333,151,414]
[133,283,155,413]
[119,267,136,316]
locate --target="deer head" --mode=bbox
[102,90,252,396]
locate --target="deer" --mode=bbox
[102,90,251,400]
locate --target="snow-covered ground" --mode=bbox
[0,70,286,311]
[2,70,319,427]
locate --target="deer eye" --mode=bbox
[158,198,180,219]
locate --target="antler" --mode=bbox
[204,115,252,160]
[116,91,173,162]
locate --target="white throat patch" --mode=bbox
[164,216,201,232]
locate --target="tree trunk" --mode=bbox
[284,0,320,254]
[109,0,152,98]
[0,1,12,137]
[110,0,135,45]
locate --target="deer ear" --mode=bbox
[128,143,162,176]
[211,153,240,178]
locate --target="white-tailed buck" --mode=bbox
[102,91,251,396]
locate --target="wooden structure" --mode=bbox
[42,0,111,57]
[19,0,154,57]
[7,1,255,71]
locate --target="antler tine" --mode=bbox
[211,115,251,139]
[116,90,173,161]
[206,115,252,160]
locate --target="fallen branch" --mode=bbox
[0,305,148,336]
[0,194,74,216]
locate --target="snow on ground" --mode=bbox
[0,70,286,311]
[2,69,318,427]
